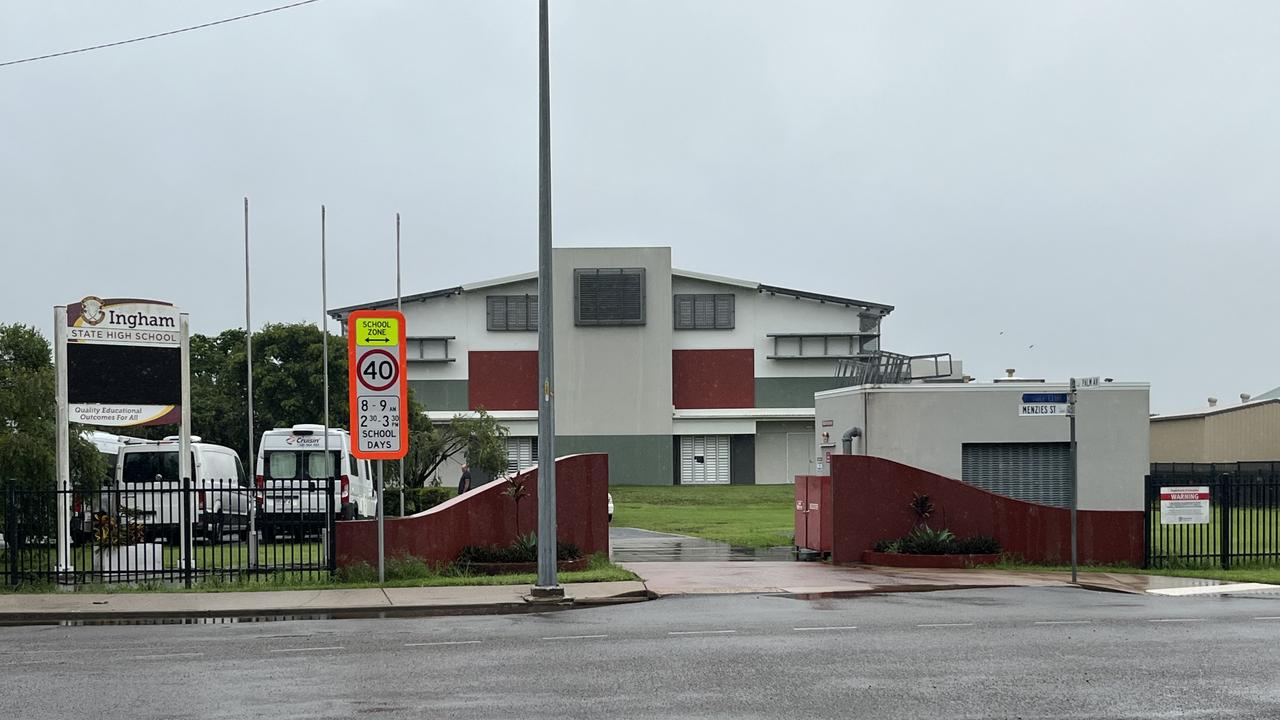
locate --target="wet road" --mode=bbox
[3,586,1280,719]
[609,526,796,562]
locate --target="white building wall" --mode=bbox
[815,383,1150,511]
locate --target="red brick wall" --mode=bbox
[468,350,538,410]
[827,455,1144,566]
[336,453,610,568]
[672,349,754,409]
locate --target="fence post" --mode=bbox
[1142,476,1153,569]
[182,478,193,589]
[1219,473,1233,571]
[5,485,17,588]
[327,477,337,575]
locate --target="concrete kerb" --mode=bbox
[0,581,654,625]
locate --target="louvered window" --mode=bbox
[505,437,538,475]
[679,435,731,484]
[487,295,539,331]
[674,294,735,330]
[961,443,1071,508]
[575,268,646,326]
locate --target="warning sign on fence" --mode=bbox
[1160,486,1210,525]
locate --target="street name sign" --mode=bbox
[1160,486,1210,525]
[1074,376,1101,389]
[1019,392,1069,417]
[347,310,408,460]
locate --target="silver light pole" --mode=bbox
[534,0,561,597]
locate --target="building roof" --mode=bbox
[1253,385,1280,402]
[1150,397,1280,422]
[328,265,893,319]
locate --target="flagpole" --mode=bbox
[396,213,405,517]
[245,197,258,567]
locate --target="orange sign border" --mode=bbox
[347,310,408,460]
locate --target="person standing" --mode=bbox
[457,464,472,496]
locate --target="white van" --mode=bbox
[255,425,375,541]
[115,437,253,543]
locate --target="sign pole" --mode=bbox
[377,460,384,583]
[347,310,408,584]
[54,306,72,574]
[179,313,192,581]
[1069,377,1078,584]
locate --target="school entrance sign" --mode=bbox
[65,297,183,426]
[54,297,192,575]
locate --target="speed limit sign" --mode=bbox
[347,310,408,460]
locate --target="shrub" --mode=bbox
[899,526,956,555]
[875,527,1001,556]
[953,535,1001,555]
[398,487,453,515]
[339,561,377,583]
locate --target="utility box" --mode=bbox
[794,475,832,554]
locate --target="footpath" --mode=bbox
[4,567,1276,625]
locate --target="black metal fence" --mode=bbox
[1145,463,1280,569]
[2,479,337,588]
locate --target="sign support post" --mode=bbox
[347,310,408,585]
[54,306,72,574]
[1068,377,1078,584]
[179,313,192,583]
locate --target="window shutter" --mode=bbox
[508,295,527,330]
[575,268,645,325]
[693,295,714,327]
[674,295,695,329]
[487,296,507,330]
[714,294,734,329]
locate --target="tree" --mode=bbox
[401,409,509,487]
[0,324,106,493]
[179,322,348,461]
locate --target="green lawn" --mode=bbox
[2,541,327,572]
[0,552,637,593]
[610,484,795,548]
[1147,506,1280,565]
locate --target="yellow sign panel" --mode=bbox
[355,317,400,346]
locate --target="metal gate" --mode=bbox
[3,480,337,588]
[1145,463,1280,569]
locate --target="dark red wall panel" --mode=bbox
[672,349,754,409]
[336,453,610,568]
[469,350,538,411]
[828,456,1144,566]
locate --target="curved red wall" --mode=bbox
[336,453,609,569]
[829,455,1143,566]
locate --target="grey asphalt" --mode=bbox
[4,586,1279,719]
[609,525,796,561]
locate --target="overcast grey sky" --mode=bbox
[2,1,1277,412]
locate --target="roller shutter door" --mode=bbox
[961,442,1071,508]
